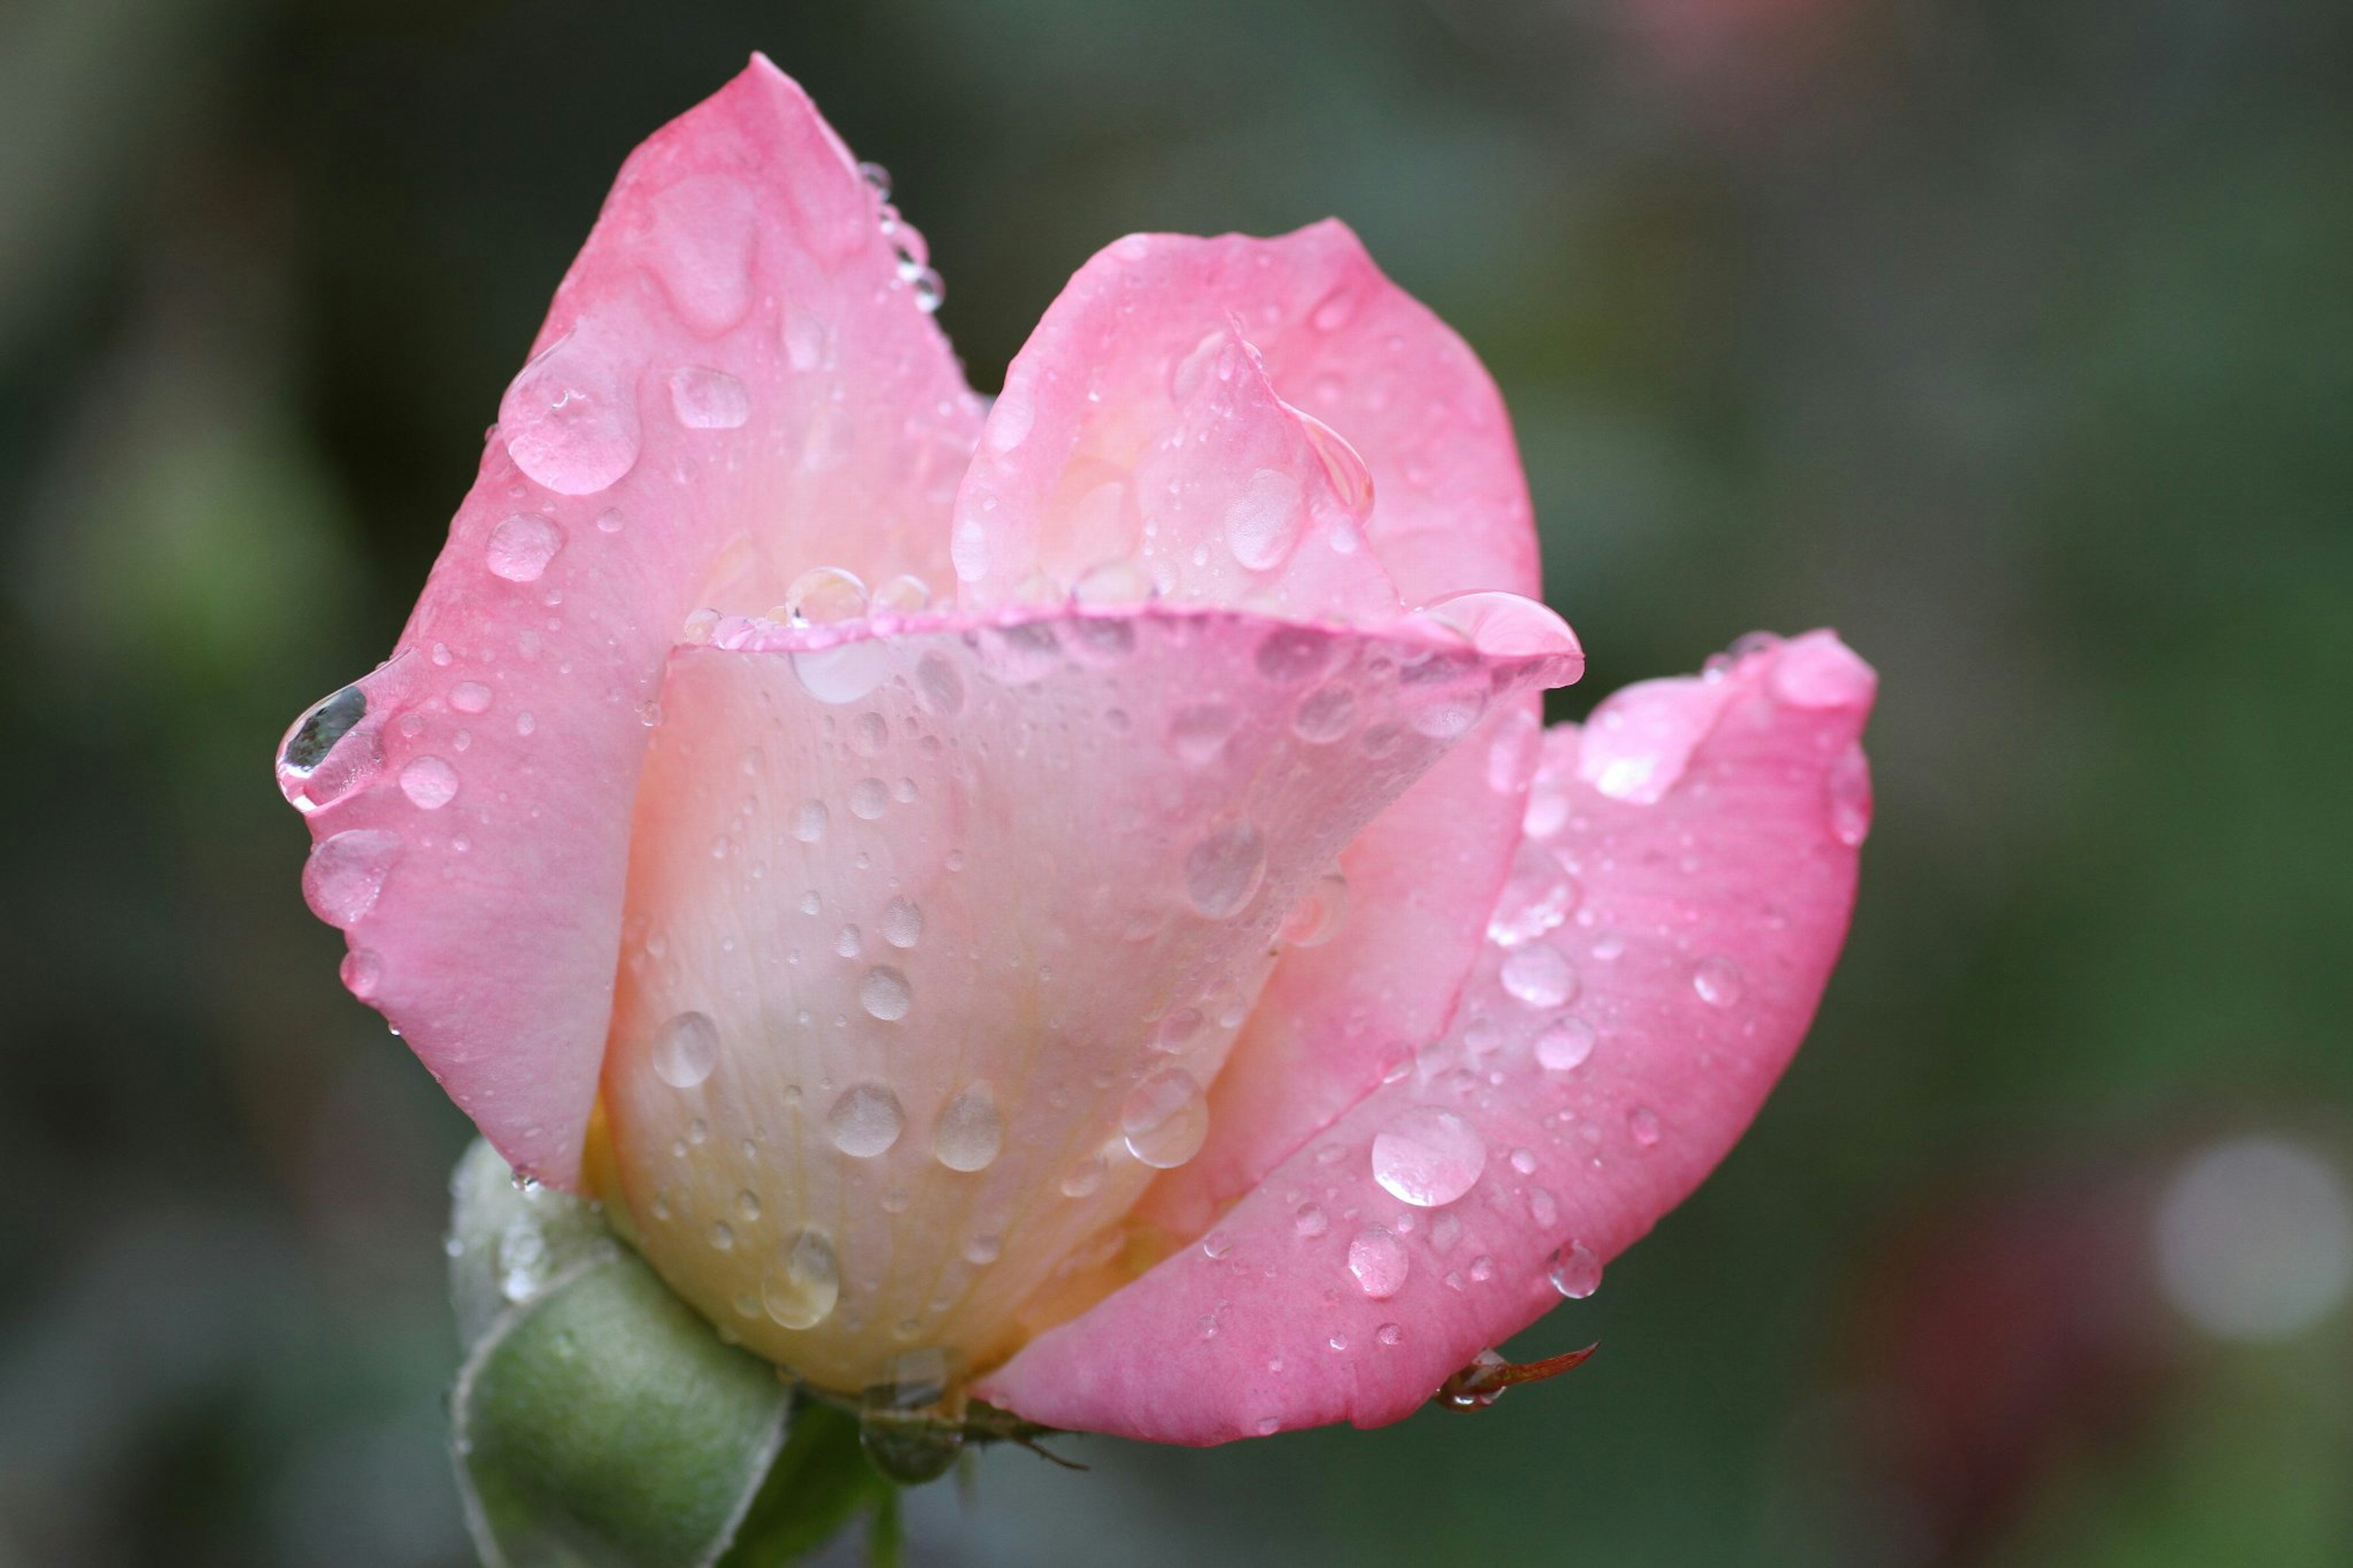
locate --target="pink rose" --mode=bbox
[278,55,1874,1447]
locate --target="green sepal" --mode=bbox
[447,1140,788,1567]
[716,1397,903,1568]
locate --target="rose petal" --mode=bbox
[275,55,983,1186]
[976,630,1876,1442]
[593,604,1578,1392]
[951,221,1540,613]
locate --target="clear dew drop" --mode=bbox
[793,642,889,705]
[879,896,923,949]
[1226,467,1305,571]
[1290,684,1357,744]
[1692,955,1745,1008]
[668,364,751,429]
[763,1229,841,1330]
[1371,1106,1488,1208]
[709,1221,735,1251]
[849,778,890,819]
[650,1010,720,1088]
[499,331,640,495]
[1184,820,1267,918]
[1294,1203,1329,1237]
[398,755,460,811]
[1500,945,1578,1009]
[1280,871,1351,949]
[449,681,493,714]
[1122,1068,1210,1168]
[785,566,870,625]
[1167,703,1238,767]
[826,1083,905,1158]
[1347,1225,1409,1299]
[1059,1155,1108,1199]
[736,1189,763,1223]
[1156,1007,1206,1054]
[963,1232,1001,1266]
[872,574,932,614]
[1255,625,1334,684]
[340,947,384,998]
[1376,1323,1404,1347]
[1628,1106,1662,1146]
[1548,1240,1603,1299]
[303,828,403,927]
[933,1084,1004,1172]
[1534,1016,1598,1072]
[1487,846,1577,947]
[793,799,830,843]
[485,513,564,583]
[859,966,912,1022]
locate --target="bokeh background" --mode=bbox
[4,1,2350,1562]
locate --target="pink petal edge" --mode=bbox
[976,630,1876,1442]
[276,56,982,1187]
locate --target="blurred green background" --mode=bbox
[4,1,2350,1563]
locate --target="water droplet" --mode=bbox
[961,1230,1002,1266]
[1061,1156,1108,1198]
[1073,556,1154,605]
[303,829,403,927]
[1294,1203,1328,1237]
[849,711,890,757]
[1291,684,1357,744]
[282,685,368,781]
[1376,1322,1403,1347]
[849,778,889,819]
[736,1189,763,1223]
[449,681,493,714]
[1487,846,1577,947]
[596,507,626,534]
[1534,1017,1598,1072]
[879,896,923,949]
[1184,820,1267,918]
[1347,1226,1409,1298]
[1281,871,1351,948]
[339,947,383,998]
[668,365,750,429]
[1692,955,1744,1008]
[859,966,912,1022]
[1168,703,1238,766]
[486,513,564,583]
[1371,1106,1488,1208]
[499,330,641,494]
[865,574,930,616]
[785,567,869,625]
[651,1010,720,1088]
[827,1083,904,1157]
[794,641,889,705]
[1500,945,1578,1009]
[1628,1106,1662,1146]
[835,925,863,959]
[915,653,965,715]
[1226,468,1305,570]
[1254,625,1333,685]
[1548,1240,1602,1299]
[1310,286,1358,332]
[792,800,829,843]
[709,1221,735,1251]
[763,1229,841,1329]
[1202,1230,1234,1259]
[934,1084,1004,1172]
[1122,1068,1210,1168]
[1510,1148,1539,1176]
[498,1222,549,1302]
[398,756,460,810]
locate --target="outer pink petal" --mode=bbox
[950,221,1539,612]
[596,602,1579,1390]
[275,56,983,1186]
[977,630,1876,1442]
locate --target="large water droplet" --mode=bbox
[1255,625,1335,685]
[827,1083,905,1157]
[282,684,366,775]
[792,641,889,705]
[933,1085,1004,1172]
[1500,945,1578,1009]
[1347,1225,1409,1298]
[1122,1068,1210,1168]
[668,365,751,429]
[1487,846,1576,947]
[849,778,889,819]
[1371,1106,1488,1207]
[879,896,923,949]
[860,966,912,1021]
[785,567,869,625]
[303,829,403,927]
[449,681,493,714]
[792,800,829,843]
[1692,955,1744,1009]
[1547,1240,1602,1299]
[486,513,564,583]
[499,330,642,495]
[1226,468,1305,571]
[1534,1016,1597,1072]
[398,755,460,811]
[645,174,756,336]
[651,1010,719,1088]
[1184,820,1267,918]
[763,1229,841,1329]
